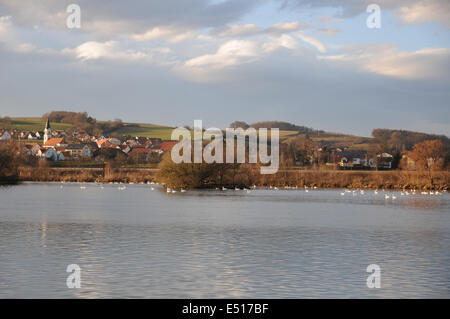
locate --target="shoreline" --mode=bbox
[15,167,450,191]
[8,180,450,194]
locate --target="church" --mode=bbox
[42,119,65,148]
[44,118,51,144]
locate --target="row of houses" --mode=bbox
[1,121,180,162]
[13,138,179,162]
[32,136,179,162]
[2,126,394,167]
[0,129,67,141]
[331,151,393,169]
[1,125,399,169]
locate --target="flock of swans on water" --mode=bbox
[64,181,447,198]
[338,188,445,200]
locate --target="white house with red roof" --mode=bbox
[43,137,66,148]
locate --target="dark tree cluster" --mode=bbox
[43,111,123,135]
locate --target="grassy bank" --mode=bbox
[259,170,449,191]
[19,167,158,183]
[17,167,449,190]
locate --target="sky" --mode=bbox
[0,0,449,137]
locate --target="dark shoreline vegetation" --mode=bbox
[0,143,19,184]
[14,166,450,191]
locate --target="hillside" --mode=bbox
[2,117,446,153]
[113,123,175,140]
[1,117,375,149]
[8,118,74,131]
[3,117,175,140]
[228,121,374,150]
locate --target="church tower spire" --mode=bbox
[44,118,51,144]
[45,118,51,130]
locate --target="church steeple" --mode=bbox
[45,118,51,130]
[44,118,51,144]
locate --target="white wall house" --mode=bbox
[0,131,11,140]
[31,144,43,157]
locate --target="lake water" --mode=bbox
[0,182,449,298]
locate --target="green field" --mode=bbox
[311,134,374,151]
[114,123,175,140]
[3,117,375,149]
[4,118,175,140]
[9,118,74,131]
[277,130,374,150]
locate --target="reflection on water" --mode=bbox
[0,182,449,298]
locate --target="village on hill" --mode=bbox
[1,116,447,172]
[0,118,178,165]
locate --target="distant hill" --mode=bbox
[1,117,175,140]
[8,117,75,131]
[112,123,175,140]
[372,129,450,151]
[243,121,372,150]
[250,121,322,134]
[310,133,375,151]
[1,116,447,152]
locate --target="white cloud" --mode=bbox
[317,27,341,36]
[16,43,35,53]
[64,41,117,60]
[365,47,450,79]
[268,21,307,33]
[296,32,327,53]
[0,15,12,39]
[0,0,262,35]
[62,41,177,66]
[320,44,450,80]
[263,34,304,53]
[0,16,36,53]
[397,1,450,28]
[279,0,450,28]
[213,20,308,38]
[184,40,259,69]
[132,26,193,43]
[216,24,262,37]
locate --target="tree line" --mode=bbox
[42,111,124,135]
[229,121,322,134]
